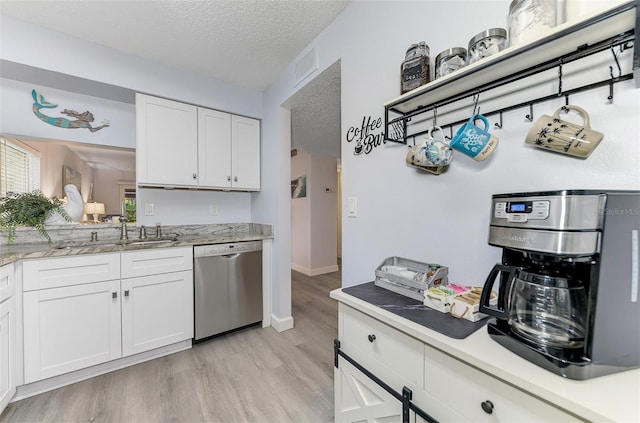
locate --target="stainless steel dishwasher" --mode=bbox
[193,241,262,342]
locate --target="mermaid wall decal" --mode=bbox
[31,89,110,132]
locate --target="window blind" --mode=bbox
[0,137,40,197]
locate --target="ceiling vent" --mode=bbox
[294,45,318,87]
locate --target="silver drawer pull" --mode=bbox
[112,292,117,299]
[368,334,376,342]
[124,290,130,297]
[481,400,494,414]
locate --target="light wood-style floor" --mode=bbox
[1,269,341,423]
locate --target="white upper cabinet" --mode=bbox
[198,108,232,188]
[231,115,261,191]
[137,93,260,191]
[136,94,199,187]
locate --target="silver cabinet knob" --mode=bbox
[112,292,118,299]
[192,173,197,179]
[227,176,231,181]
[124,290,130,297]
[368,334,376,342]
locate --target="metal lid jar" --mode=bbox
[468,28,507,64]
[401,42,431,94]
[434,47,467,79]
[509,0,557,47]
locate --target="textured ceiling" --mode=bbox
[0,0,349,91]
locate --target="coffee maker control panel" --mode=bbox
[494,200,550,222]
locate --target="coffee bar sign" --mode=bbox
[346,115,386,155]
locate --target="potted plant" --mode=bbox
[0,190,71,243]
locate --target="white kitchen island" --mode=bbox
[331,285,640,423]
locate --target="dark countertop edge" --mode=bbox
[0,232,273,266]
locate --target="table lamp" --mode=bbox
[84,201,106,223]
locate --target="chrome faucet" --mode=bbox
[119,217,128,241]
[139,225,147,240]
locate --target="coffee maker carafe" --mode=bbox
[479,190,640,380]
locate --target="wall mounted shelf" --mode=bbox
[384,0,637,144]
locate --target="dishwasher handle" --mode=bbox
[194,241,262,258]
[221,253,240,259]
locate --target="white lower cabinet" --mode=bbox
[0,296,17,413]
[23,280,121,383]
[121,270,193,356]
[335,303,577,423]
[22,248,193,384]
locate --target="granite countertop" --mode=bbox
[331,286,640,423]
[0,223,272,266]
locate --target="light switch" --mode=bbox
[210,204,218,216]
[144,203,154,216]
[347,197,357,218]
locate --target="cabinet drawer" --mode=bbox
[23,254,120,291]
[340,304,422,388]
[423,344,579,422]
[0,263,15,303]
[121,247,192,278]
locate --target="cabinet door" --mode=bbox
[23,281,122,383]
[0,263,15,303]
[0,297,16,414]
[335,355,403,423]
[198,107,232,188]
[231,115,260,190]
[121,270,193,357]
[136,93,198,187]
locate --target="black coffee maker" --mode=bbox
[479,190,640,380]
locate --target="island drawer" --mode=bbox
[423,343,579,422]
[339,304,423,388]
[23,254,120,291]
[121,247,192,278]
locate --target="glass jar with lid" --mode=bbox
[434,47,467,79]
[509,0,557,47]
[468,28,507,64]
[400,42,431,94]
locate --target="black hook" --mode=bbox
[445,126,453,141]
[525,104,534,122]
[494,111,503,129]
[562,95,570,113]
[557,59,563,97]
[472,92,480,116]
[608,65,614,102]
[610,45,622,78]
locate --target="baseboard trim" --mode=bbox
[12,340,191,402]
[291,264,339,276]
[270,314,294,332]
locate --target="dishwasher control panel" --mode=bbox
[194,241,262,257]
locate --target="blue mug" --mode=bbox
[450,114,498,161]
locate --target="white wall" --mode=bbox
[290,149,338,276]
[0,78,135,149]
[309,154,338,274]
[264,0,640,295]
[291,150,311,271]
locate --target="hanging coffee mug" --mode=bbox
[450,114,499,161]
[525,105,604,159]
[418,126,454,166]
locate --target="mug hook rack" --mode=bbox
[384,29,635,145]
